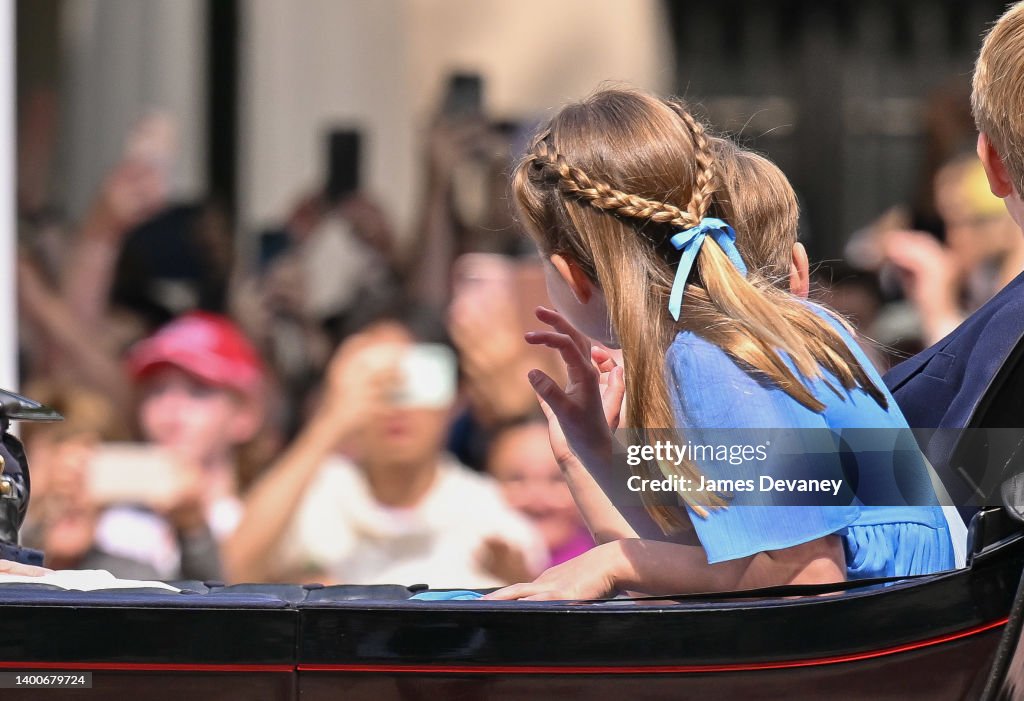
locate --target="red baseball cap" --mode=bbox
[125,312,265,397]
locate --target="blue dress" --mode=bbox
[664,306,955,579]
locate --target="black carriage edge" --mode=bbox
[1,380,1024,700]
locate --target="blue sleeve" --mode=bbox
[664,333,860,564]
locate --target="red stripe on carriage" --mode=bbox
[0,617,1006,675]
[297,616,1011,675]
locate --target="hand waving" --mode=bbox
[524,307,625,470]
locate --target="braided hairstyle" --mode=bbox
[527,136,706,230]
[513,88,885,530]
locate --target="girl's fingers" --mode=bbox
[525,331,595,387]
[535,306,592,358]
[527,369,571,416]
[591,345,618,373]
[525,330,586,360]
[0,560,52,576]
[592,346,619,390]
[482,582,534,600]
[601,365,626,430]
[534,391,556,422]
[522,592,563,601]
[532,389,584,471]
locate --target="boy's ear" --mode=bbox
[550,254,594,304]
[978,132,1015,198]
[789,242,810,298]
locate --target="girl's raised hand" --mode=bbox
[525,307,625,469]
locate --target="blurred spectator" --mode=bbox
[446,254,541,469]
[225,304,547,587]
[62,114,173,334]
[445,253,569,471]
[89,312,268,581]
[839,147,1024,358]
[881,155,1024,346]
[110,200,235,331]
[910,79,980,240]
[17,255,135,424]
[485,417,592,581]
[17,114,231,423]
[19,382,159,579]
[232,189,405,439]
[937,154,1024,302]
[406,107,532,309]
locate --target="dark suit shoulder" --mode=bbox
[884,269,1024,428]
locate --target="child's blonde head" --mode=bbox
[513,87,885,529]
[972,1,1024,193]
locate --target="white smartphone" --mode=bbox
[391,344,457,409]
[88,443,180,506]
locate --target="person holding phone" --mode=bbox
[407,72,531,309]
[16,382,161,580]
[225,304,547,587]
[485,417,594,580]
[238,126,405,438]
[91,312,267,581]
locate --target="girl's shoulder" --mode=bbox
[665,329,774,410]
[799,302,909,427]
[665,301,905,429]
[666,327,735,372]
[801,300,886,380]
[665,328,826,429]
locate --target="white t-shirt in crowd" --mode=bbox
[94,495,242,579]
[273,455,548,588]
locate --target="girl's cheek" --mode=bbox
[543,270,573,315]
[544,273,587,327]
[541,259,615,343]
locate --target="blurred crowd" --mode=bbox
[15,85,588,588]
[820,82,1024,368]
[13,73,1024,587]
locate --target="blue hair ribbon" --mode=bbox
[667,217,747,321]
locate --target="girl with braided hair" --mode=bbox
[484,88,956,601]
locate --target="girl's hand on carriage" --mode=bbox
[525,307,625,470]
[482,541,621,601]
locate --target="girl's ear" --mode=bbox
[550,254,594,304]
[978,132,1015,198]
[789,242,810,298]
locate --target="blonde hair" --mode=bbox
[972,1,1024,194]
[513,88,886,531]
